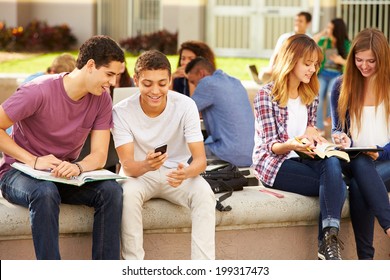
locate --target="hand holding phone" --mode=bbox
[154,144,167,155]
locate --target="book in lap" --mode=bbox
[11,162,127,186]
[298,138,350,162]
[313,142,350,162]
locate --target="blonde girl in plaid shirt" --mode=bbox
[252,34,347,260]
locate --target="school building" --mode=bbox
[0,0,389,58]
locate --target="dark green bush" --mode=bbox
[0,20,77,52]
[119,29,178,55]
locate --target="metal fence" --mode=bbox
[207,0,309,58]
[338,0,390,42]
[97,0,161,42]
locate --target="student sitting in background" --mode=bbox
[313,18,350,135]
[171,40,216,96]
[23,53,76,84]
[185,57,254,167]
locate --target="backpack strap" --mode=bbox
[215,180,233,211]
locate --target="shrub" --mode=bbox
[119,29,178,55]
[0,20,77,52]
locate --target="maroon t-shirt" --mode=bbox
[0,73,113,178]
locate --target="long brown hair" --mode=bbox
[337,28,390,132]
[177,40,216,70]
[271,34,323,107]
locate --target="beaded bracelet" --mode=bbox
[74,162,83,176]
[33,156,39,170]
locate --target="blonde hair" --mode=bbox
[50,53,76,73]
[270,34,323,107]
[338,28,390,132]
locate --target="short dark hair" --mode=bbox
[134,50,171,78]
[185,56,215,74]
[76,35,125,69]
[297,11,312,23]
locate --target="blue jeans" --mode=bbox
[341,154,390,259]
[0,168,123,260]
[263,157,346,238]
[317,69,341,130]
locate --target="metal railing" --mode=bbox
[337,0,390,42]
[97,0,161,42]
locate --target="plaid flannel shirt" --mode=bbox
[252,83,318,186]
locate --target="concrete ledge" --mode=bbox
[1,185,390,260]
[0,186,347,238]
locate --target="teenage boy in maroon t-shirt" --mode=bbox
[0,35,124,260]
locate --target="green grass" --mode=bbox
[0,51,269,81]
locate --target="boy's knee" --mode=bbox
[99,180,123,203]
[31,182,61,206]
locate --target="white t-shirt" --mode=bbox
[286,96,308,158]
[112,90,204,169]
[350,102,390,147]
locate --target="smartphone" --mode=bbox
[154,144,167,155]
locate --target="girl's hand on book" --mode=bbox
[292,137,316,158]
[332,132,351,148]
[364,150,379,161]
[304,126,326,144]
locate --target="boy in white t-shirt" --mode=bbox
[112,50,215,260]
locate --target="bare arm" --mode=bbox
[78,129,110,171]
[0,105,61,168]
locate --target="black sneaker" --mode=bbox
[318,227,344,260]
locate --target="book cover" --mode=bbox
[11,162,127,186]
[341,147,383,153]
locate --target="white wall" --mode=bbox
[0,0,96,47]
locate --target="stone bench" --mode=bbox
[1,184,390,260]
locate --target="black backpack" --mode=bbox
[201,163,249,211]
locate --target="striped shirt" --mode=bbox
[251,82,318,186]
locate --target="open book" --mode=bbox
[313,142,350,162]
[296,138,350,162]
[11,162,127,186]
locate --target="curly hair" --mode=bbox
[177,40,216,70]
[134,50,171,78]
[76,35,125,69]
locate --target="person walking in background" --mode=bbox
[112,50,215,260]
[171,40,216,96]
[252,34,346,260]
[330,28,390,259]
[313,18,350,135]
[185,57,254,167]
[258,11,312,83]
[0,35,124,260]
